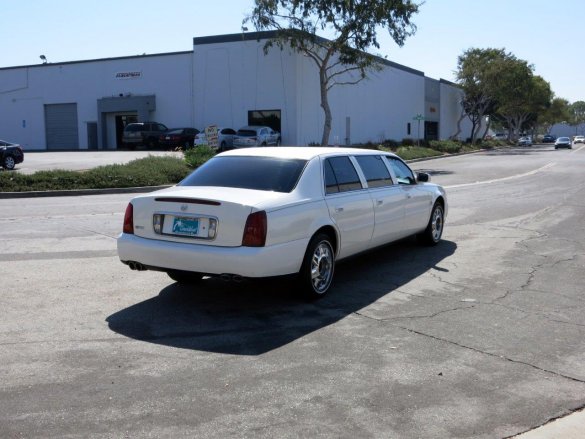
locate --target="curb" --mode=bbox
[0,147,505,199]
[0,185,172,199]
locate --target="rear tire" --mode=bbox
[298,234,335,300]
[418,202,444,246]
[3,155,15,170]
[167,270,203,284]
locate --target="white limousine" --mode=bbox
[117,147,447,298]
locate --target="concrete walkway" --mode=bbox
[514,409,585,438]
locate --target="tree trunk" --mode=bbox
[481,117,491,140]
[450,103,466,140]
[320,67,332,146]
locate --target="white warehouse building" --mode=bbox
[0,31,472,150]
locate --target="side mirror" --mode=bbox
[416,172,430,183]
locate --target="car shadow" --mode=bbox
[106,239,457,355]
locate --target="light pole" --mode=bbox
[413,114,424,146]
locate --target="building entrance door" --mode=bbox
[115,114,138,149]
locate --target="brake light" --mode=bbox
[242,211,267,247]
[123,203,134,234]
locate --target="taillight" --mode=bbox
[242,211,267,247]
[123,203,134,234]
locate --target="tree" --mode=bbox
[570,101,585,126]
[493,65,552,139]
[246,0,420,146]
[454,48,508,144]
[538,97,571,134]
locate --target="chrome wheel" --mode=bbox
[431,205,444,242]
[310,240,334,294]
[300,233,336,299]
[419,202,444,246]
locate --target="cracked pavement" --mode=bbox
[1,145,585,438]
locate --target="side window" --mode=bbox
[157,124,167,131]
[324,157,363,194]
[324,160,339,194]
[388,158,416,185]
[225,129,236,135]
[355,155,393,188]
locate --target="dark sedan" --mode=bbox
[542,134,556,143]
[554,137,572,149]
[0,140,24,170]
[158,128,200,149]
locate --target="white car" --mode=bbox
[518,136,532,146]
[232,126,281,148]
[193,127,237,151]
[117,147,447,298]
[574,135,584,144]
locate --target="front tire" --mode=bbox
[418,202,444,246]
[167,270,203,284]
[3,155,16,170]
[299,234,335,299]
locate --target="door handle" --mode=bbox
[335,207,344,213]
[376,200,383,206]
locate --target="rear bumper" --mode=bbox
[117,233,307,278]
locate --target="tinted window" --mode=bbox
[156,124,167,131]
[179,156,307,193]
[388,158,416,185]
[237,130,257,137]
[324,160,339,194]
[355,155,393,188]
[222,128,236,135]
[324,157,363,193]
[124,124,144,132]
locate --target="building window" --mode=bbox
[407,122,411,135]
[248,109,281,134]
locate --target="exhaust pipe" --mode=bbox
[127,261,146,271]
[219,274,244,282]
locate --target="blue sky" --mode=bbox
[3,0,583,102]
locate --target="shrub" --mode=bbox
[183,145,216,168]
[0,156,191,192]
[429,140,463,154]
[401,138,415,146]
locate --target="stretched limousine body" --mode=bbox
[118,147,447,298]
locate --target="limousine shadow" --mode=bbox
[107,239,457,355]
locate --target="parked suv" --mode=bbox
[122,122,168,149]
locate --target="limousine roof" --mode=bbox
[219,146,400,161]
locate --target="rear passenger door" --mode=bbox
[354,155,407,246]
[323,156,375,259]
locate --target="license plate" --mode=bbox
[172,217,199,236]
[165,136,170,140]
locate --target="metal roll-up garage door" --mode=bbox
[44,103,79,150]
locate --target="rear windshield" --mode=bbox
[179,156,307,193]
[236,129,257,137]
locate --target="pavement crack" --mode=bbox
[353,305,475,322]
[391,324,585,384]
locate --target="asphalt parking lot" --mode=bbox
[1,144,585,438]
[11,149,182,174]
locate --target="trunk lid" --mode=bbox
[130,186,286,247]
